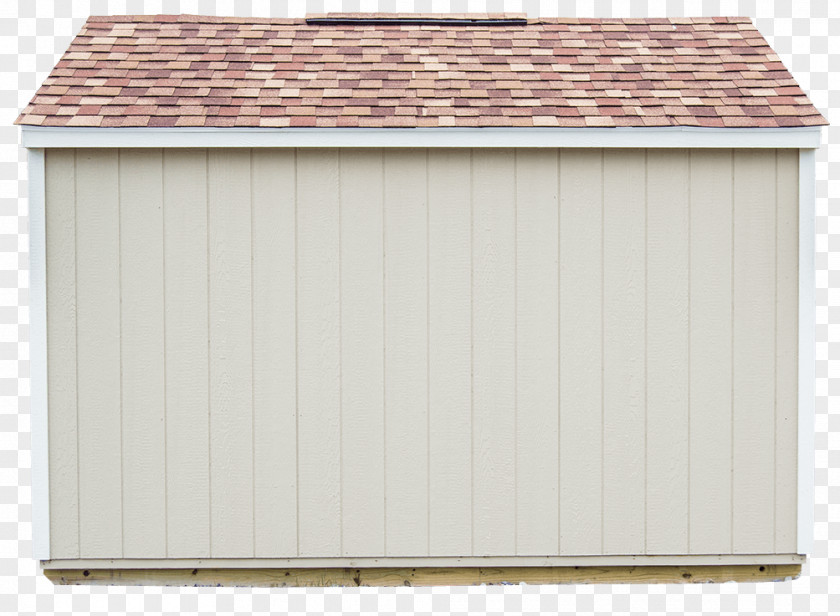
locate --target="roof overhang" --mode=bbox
[20,126,822,149]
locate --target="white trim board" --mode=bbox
[798,148,817,555]
[40,554,806,570]
[20,126,822,149]
[27,148,49,561]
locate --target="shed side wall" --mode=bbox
[44,147,799,560]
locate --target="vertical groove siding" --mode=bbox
[207,150,254,557]
[646,149,691,554]
[688,149,734,553]
[45,147,800,559]
[602,149,646,555]
[162,149,210,557]
[339,149,385,556]
[514,150,559,555]
[252,150,297,557]
[558,149,603,555]
[74,150,121,558]
[119,149,166,557]
[472,150,516,556]
[775,150,800,553]
[427,149,472,556]
[296,149,341,556]
[383,149,429,556]
[45,149,78,558]
[733,150,779,553]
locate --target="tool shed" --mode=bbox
[17,14,826,586]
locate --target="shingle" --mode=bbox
[15,13,827,129]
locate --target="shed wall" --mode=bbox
[44,147,799,560]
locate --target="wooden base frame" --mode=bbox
[45,564,802,587]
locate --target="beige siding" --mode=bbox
[383,149,429,555]
[514,149,559,555]
[74,150,121,558]
[45,149,78,559]
[472,150,516,556]
[603,149,646,554]
[45,148,800,561]
[733,150,779,553]
[558,149,603,555]
[428,150,472,555]
[119,149,166,557]
[208,150,254,557]
[296,149,341,556]
[163,149,210,557]
[688,149,734,553]
[775,150,800,553]
[252,150,297,557]
[339,149,386,556]
[646,149,690,553]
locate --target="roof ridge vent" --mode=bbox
[305,13,528,26]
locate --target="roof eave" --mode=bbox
[19,125,823,149]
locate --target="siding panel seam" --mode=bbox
[161,149,168,557]
[730,149,735,554]
[118,149,124,558]
[250,148,256,558]
[294,148,300,557]
[206,149,212,558]
[686,150,691,554]
[469,148,474,557]
[513,149,518,556]
[338,150,343,556]
[642,149,650,554]
[556,148,562,556]
[600,148,605,555]
[773,149,779,554]
[381,149,387,556]
[74,149,80,558]
[425,148,431,557]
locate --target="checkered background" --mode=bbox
[2,1,837,614]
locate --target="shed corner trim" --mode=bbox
[798,147,817,555]
[28,148,49,561]
[20,125,823,149]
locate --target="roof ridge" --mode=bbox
[84,14,754,25]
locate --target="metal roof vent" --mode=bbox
[305,14,528,26]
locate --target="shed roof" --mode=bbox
[15,13,827,129]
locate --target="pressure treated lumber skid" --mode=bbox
[46,565,802,587]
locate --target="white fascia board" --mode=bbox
[21,125,822,149]
[798,147,817,555]
[27,148,49,561]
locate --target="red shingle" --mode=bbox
[15,14,827,128]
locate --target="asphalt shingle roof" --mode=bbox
[15,13,828,129]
